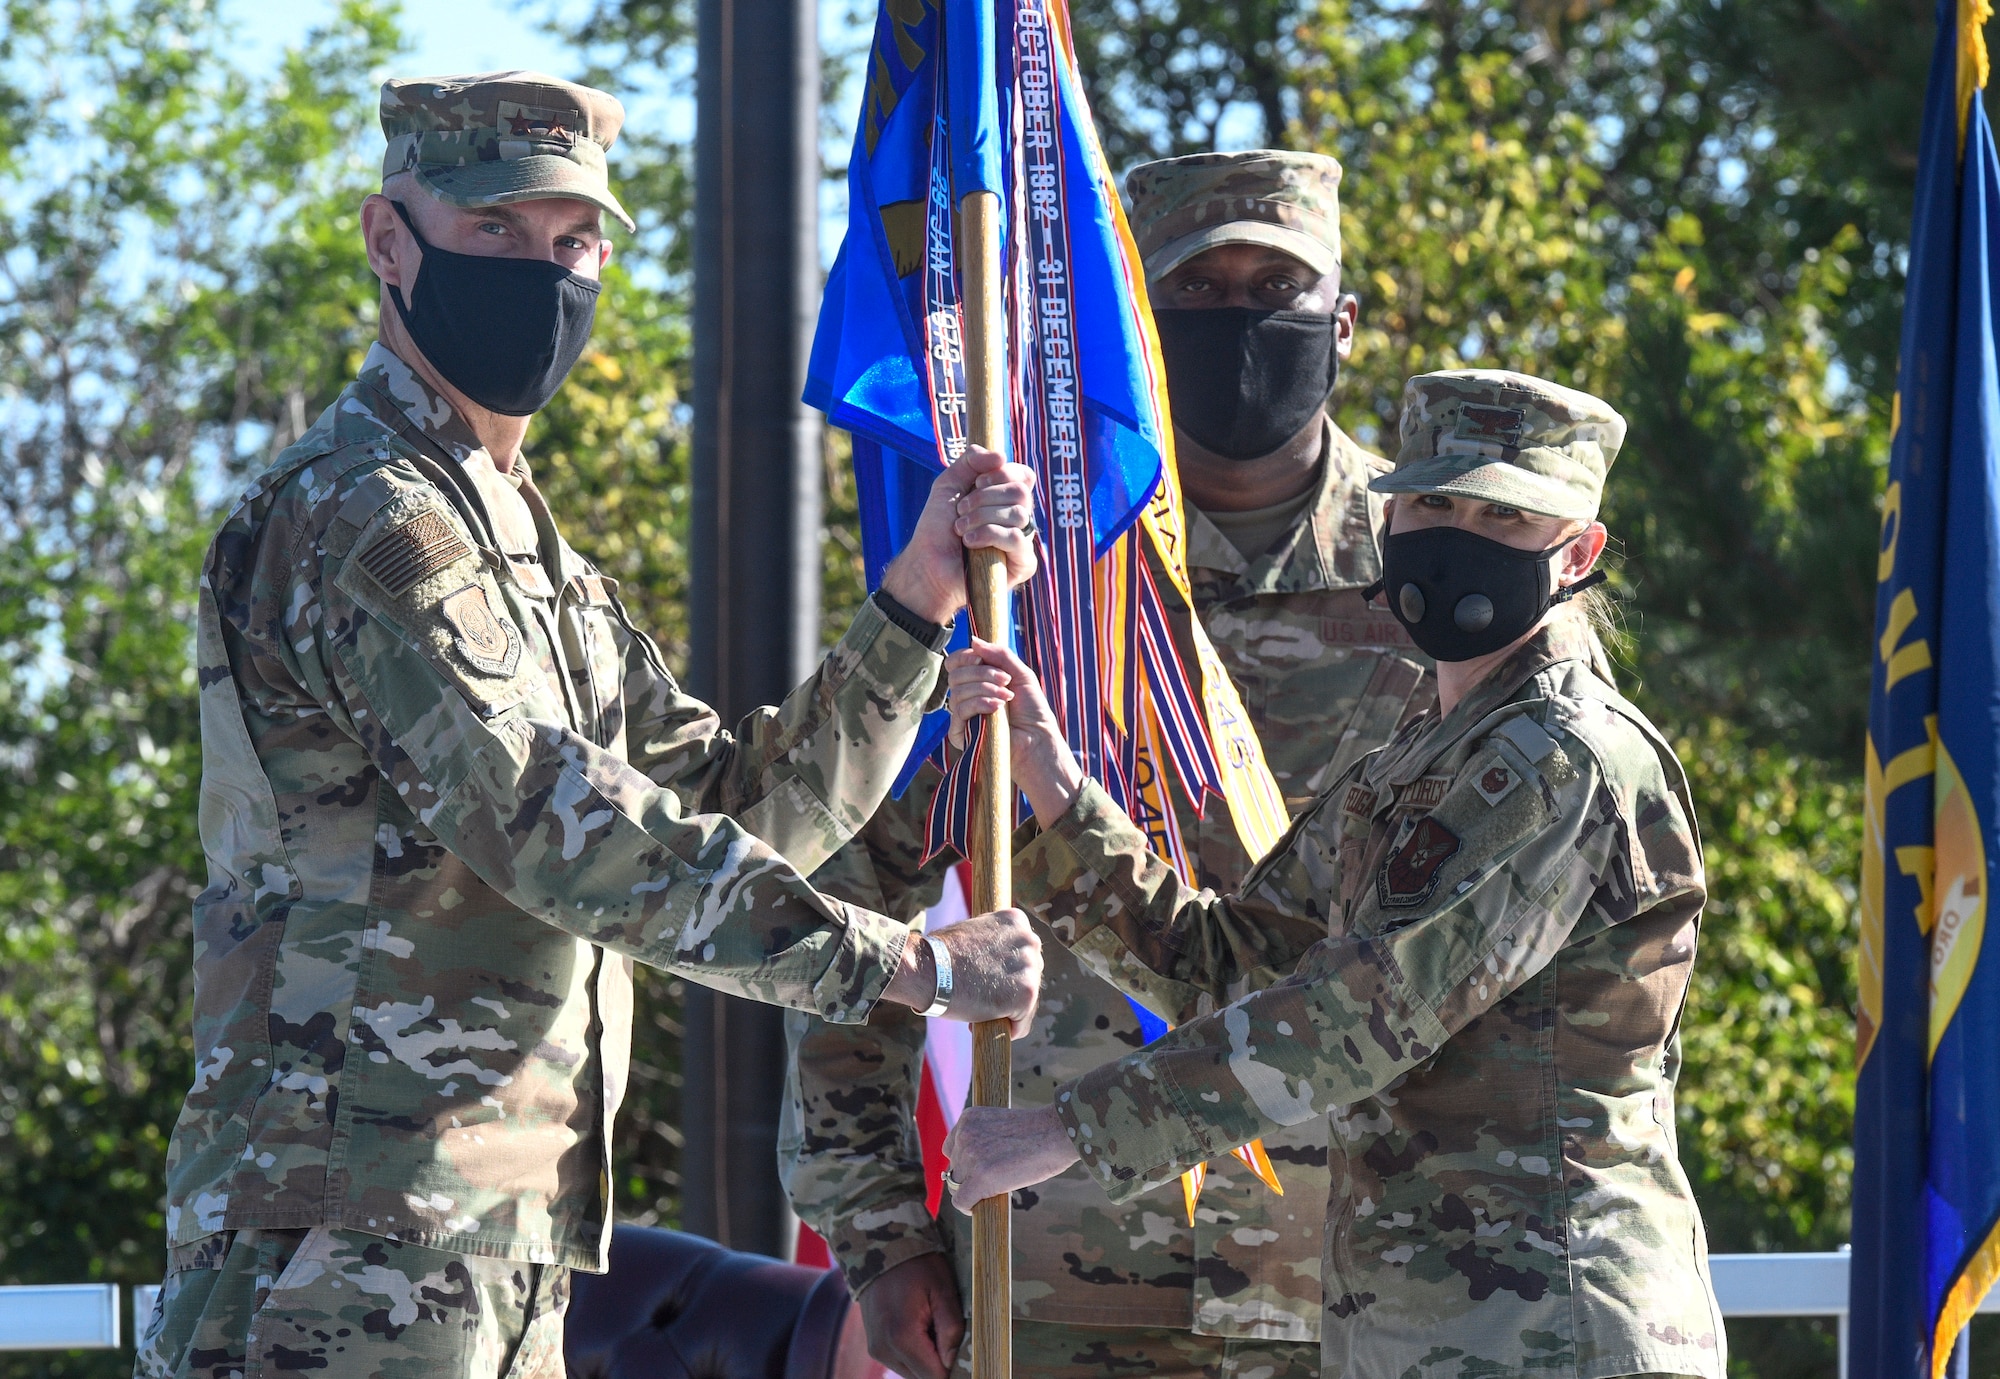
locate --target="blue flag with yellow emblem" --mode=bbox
[1853,1,2000,1371]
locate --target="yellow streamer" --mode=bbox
[1063,15,1291,1217]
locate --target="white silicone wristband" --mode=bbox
[919,933,954,1017]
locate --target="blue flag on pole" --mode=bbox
[807,0,1299,1223]
[806,0,1293,841]
[804,0,1161,552]
[806,0,1169,797]
[1852,2,2000,1371]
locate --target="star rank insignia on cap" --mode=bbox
[1378,815,1460,908]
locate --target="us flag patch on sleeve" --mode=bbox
[357,509,472,596]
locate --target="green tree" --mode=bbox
[0,5,381,1374]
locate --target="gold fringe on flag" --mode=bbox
[1960,0,1992,152]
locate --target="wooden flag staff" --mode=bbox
[959,186,1013,1379]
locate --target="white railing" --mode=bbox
[5,1257,1997,1360]
[0,1284,121,1352]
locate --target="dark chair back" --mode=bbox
[565,1225,853,1379]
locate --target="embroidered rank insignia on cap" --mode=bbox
[1378,815,1461,908]
[357,509,472,596]
[1454,403,1525,448]
[1474,763,1520,805]
[440,584,523,677]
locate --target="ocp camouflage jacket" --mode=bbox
[781,425,1431,1340]
[1020,616,1726,1378]
[165,344,940,1271]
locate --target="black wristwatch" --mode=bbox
[871,588,955,654]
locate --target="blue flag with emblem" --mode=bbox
[1853,1,2000,1372]
[807,0,1297,1220]
[805,0,1291,864]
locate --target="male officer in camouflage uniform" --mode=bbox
[780,151,1431,1379]
[136,72,1046,1379]
[944,371,1726,1379]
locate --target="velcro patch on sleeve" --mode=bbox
[333,498,541,720]
[357,509,473,597]
[1377,815,1461,907]
[1495,713,1559,763]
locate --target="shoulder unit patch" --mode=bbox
[1378,815,1461,908]
[440,584,523,677]
[357,508,472,596]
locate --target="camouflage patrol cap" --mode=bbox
[1125,150,1342,282]
[1372,369,1626,521]
[380,71,636,232]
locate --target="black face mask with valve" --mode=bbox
[1153,307,1339,460]
[1366,524,1606,663]
[388,201,602,417]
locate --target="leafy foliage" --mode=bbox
[0,3,397,1374]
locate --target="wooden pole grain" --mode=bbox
[959,187,1013,1379]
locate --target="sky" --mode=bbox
[225,0,860,257]
[219,0,1261,264]
[231,0,583,90]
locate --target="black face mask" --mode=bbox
[1367,523,1607,663]
[388,201,602,417]
[1154,308,1339,461]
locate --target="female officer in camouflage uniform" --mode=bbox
[940,370,1726,1379]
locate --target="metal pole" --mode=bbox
[684,0,822,1261]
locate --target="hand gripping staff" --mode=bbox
[960,184,1014,1379]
